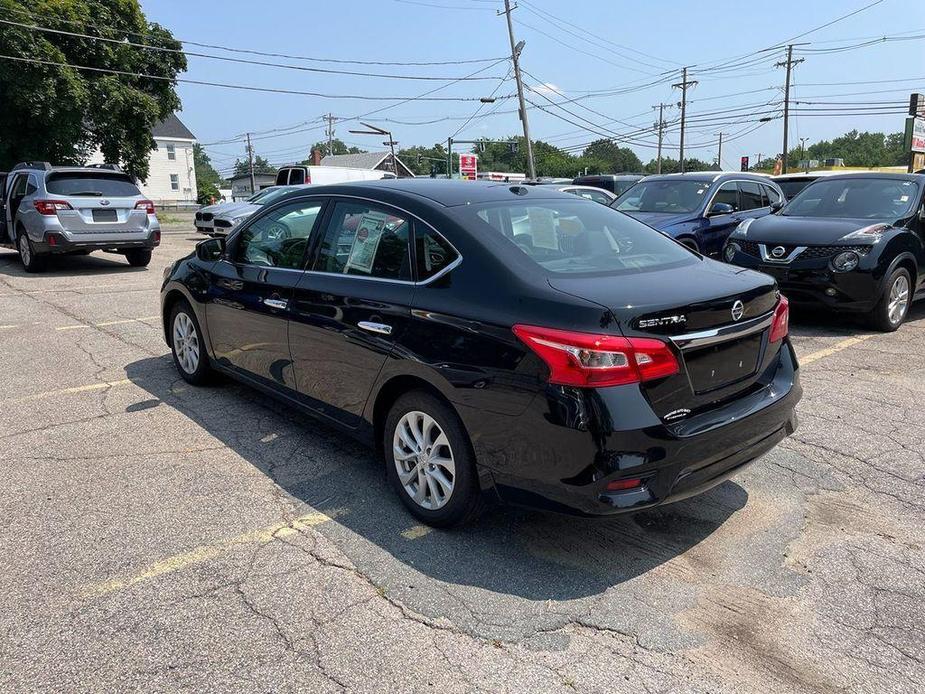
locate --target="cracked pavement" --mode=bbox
[0,218,922,692]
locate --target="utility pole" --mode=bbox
[672,67,698,173]
[324,113,336,157]
[499,1,536,179]
[776,44,805,174]
[799,137,810,172]
[447,137,453,179]
[715,132,725,171]
[245,132,256,195]
[653,103,669,174]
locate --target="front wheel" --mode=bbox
[869,267,911,332]
[18,231,47,273]
[384,391,482,528]
[125,249,152,267]
[170,300,213,385]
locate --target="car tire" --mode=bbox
[17,230,47,273]
[869,267,911,332]
[169,300,213,385]
[125,249,152,267]
[384,391,482,528]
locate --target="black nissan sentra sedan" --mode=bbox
[723,173,925,331]
[161,180,801,527]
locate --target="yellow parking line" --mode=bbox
[0,324,17,330]
[56,316,159,331]
[400,525,433,540]
[83,510,339,598]
[0,284,151,297]
[6,378,134,404]
[800,334,878,365]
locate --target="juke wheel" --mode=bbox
[170,300,212,385]
[384,391,482,528]
[870,267,911,332]
[18,231,47,273]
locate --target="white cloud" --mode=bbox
[532,82,563,96]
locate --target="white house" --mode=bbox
[87,113,198,206]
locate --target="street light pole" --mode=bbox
[499,1,536,179]
[349,122,399,176]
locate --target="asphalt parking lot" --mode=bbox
[1,215,922,693]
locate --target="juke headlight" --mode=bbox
[831,250,860,272]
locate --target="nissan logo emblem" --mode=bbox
[731,300,745,322]
[99,199,111,206]
[771,245,786,258]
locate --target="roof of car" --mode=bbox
[640,171,775,184]
[276,178,575,208]
[574,174,644,180]
[772,171,854,180]
[786,172,923,182]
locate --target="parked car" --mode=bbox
[611,172,785,257]
[195,187,278,234]
[161,180,800,527]
[0,162,159,272]
[573,174,644,196]
[274,165,395,187]
[724,173,925,331]
[771,171,847,200]
[553,185,617,205]
[210,185,304,235]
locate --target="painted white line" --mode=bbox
[401,525,433,540]
[6,379,134,404]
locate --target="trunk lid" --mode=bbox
[548,259,781,420]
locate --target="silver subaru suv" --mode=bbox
[0,162,161,272]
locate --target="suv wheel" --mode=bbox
[870,267,911,332]
[384,391,482,527]
[125,249,152,267]
[18,231,47,273]
[170,301,212,385]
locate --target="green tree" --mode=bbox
[193,143,223,204]
[0,0,186,180]
[307,138,364,158]
[399,144,449,176]
[233,155,275,177]
[786,130,908,168]
[580,140,643,173]
[643,157,714,174]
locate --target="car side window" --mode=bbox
[11,174,28,199]
[415,225,458,281]
[738,181,764,211]
[764,184,782,206]
[314,201,412,281]
[235,201,323,269]
[713,182,739,211]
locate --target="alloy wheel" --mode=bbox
[172,312,200,374]
[888,274,909,325]
[18,234,30,266]
[393,411,456,510]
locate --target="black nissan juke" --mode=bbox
[723,173,925,331]
[161,180,801,527]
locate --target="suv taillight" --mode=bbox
[135,200,155,214]
[34,200,73,215]
[769,296,790,343]
[513,324,679,387]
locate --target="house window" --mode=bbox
[170,174,179,191]
[166,143,176,160]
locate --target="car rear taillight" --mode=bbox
[512,324,679,387]
[135,200,155,214]
[769,296,790,343]
[33,200,73,215]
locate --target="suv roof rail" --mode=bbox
[85,163,124,172]
[11,161,52,172]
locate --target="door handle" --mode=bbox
[358,321,393,335]
[263,298,288,310]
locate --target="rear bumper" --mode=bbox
[464,340,801,517]
[34,229,160,254]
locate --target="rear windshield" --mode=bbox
[46,173,140,197]
[461,198,695,276]
[613,179,711,213]
[782,177,920,219]
[776,179,813,199]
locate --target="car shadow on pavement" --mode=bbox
[0,249,146,276]
[789,301,925,338]
[125,355,748,601]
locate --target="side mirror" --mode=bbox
[196,237,225,261]
[708,202,735,217]
[770,200,784,212]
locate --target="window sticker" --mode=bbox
[345,211,387,274]
[529,207,559,250]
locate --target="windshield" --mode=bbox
[613,179,711,213]
[46,173,140,197]
[776,179,814,200]
[782,178,920,219]
[253,186,297,206]
[613,179,639,196]
[460,198,696,276]
[247,188,276,203]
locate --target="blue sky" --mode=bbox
[140,0,925,175]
